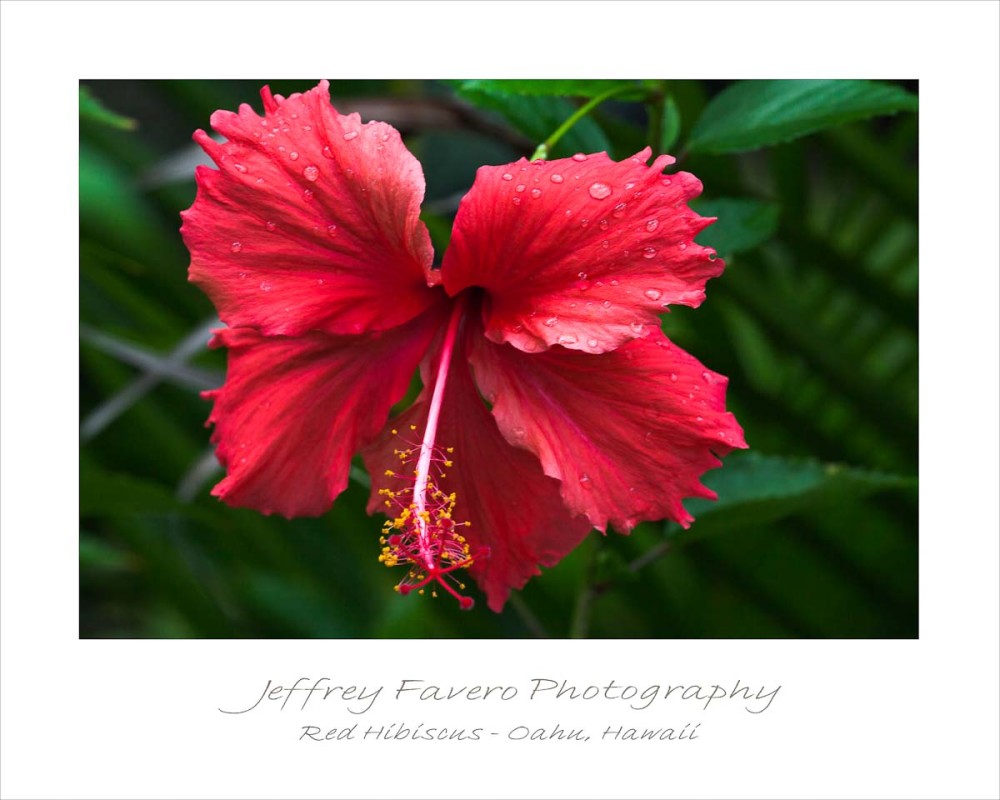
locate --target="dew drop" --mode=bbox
[511,196,521,206]
[327,224,338,237]
[381,133,390,142]
[515,184,526,193]
[579,473,592,487]
[502,173,513,181]
[557,334,578,345]
[230,241,242,253]
[289,151,299,161]
[550,173,564,183]
[234,164,247,173]
[643,247,657,259]
[575,279,591,291]
[679,243,688,251]
[644,288,662,300]
[646,218,659,232]
[265,221,277,231]
[599,219,609,231]
[322,146,334,159]
[255,178,265,185]
[609,279,620,286]
[543,316,558,327]
[530,188,542,198]
[302,125,312,132]
[580,218,590,227]
[512,426,526,439]
[602,300,612,309]
[572,153,587,162]
[237,271,248,279]
[259,280,273,292]
[303,189,314,201]
[587,338,599,348]
[661,177,672,186]
[670,373,678,382]
[625,181,635,190]
[601,240,610,249]
[612,202,627,217]
[589,182,612,200]
[303,165,319,181]
[629,321,644,334]
[343,131,358,141]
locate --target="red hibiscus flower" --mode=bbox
[180,80,746,612]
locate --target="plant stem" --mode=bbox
[569,536,599,638]
[529,84,635,161]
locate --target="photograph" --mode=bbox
[79,78,919,639]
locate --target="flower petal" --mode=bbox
[205,306,444,518]
[362,328,591,611]
[181,80,438,338]
[441,150,722,354]
[471,325,747,532]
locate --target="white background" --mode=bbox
[2,1,998,798]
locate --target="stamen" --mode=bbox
[374,298,487,609]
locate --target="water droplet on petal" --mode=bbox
[575,279,591,291]
[515,184,526,193]
[629,321,644,334]
[646,218,659,232]
[661,177,672,186]
[573,153,587,162]
[599,219,609,231]
[327,224,338,237]
[643,247,657,259]
[237,271,248,279]
[303,189,314,201]
[265,221,276,231]
[644,288,662,300]
[602,300,612,309]
[587,338,599,348]
[589,182,612,200]
[259,280,272,292]
[289,151,299,161]
[234,164,247,173]
[343,131,358,141]
[557,334,577,345]
[303,165,319,181]
[530,188,541,198]
[612,202,627,217]
[609,279,620,286]
[550,173,564,183]
[230,241,242,253]
[322,146,334,158]
[679,243,688,251]
[669,373,678,381]
[543,316,558,327]
[512,426,526,439]
[601,240,609,249]
[579,473,592,487]
[580,218,590,227]
[625,181,635,190]
[502,173,513,181]
[511,196,521,206]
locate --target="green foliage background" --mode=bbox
[80,79,918,638]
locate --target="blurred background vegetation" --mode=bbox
[80,79,918,638]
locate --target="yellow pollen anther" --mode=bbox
[384,469,395,477]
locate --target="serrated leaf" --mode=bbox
[688,80,918,154]
[677,452,915,539]
[456,86,610,157]
[456,79,647,101]
[692,198,781,256]
[80,86,137,130]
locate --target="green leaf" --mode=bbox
[676,452,916,540]
[659,95,682,152]
[688,80,918,154]
[455,86,610,157]
[80,86,137,130]
[455,79,647,101]
[691,198,781,256]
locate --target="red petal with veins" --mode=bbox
[471,325,747,532]
[205,306,444,518]
[441,150,722,354]
[362,326,592,611]
[181,80,438,338]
